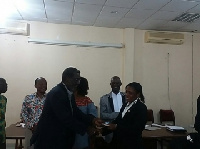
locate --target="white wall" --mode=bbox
[0,21,200,130]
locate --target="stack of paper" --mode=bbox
[166,126,187,133]
[145,125,161,131]
[151,123,166,127]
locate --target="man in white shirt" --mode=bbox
[100,76,126,143]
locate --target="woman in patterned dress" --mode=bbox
[73,77,97,149]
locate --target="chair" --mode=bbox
[147,109,154,124]
[160,109,175,125]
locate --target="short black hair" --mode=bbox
[110,76,121,83]
[62,67,79,82]
[0,78,6,82]
[126,82,145,103]
[35,77,45,85]
[76,77,89,96]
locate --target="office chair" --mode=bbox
[147,109,154,124]
[160,109,175,125]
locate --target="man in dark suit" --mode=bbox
[170,96,200,149]
[100,76,126,143]
[31,67,102,149]
[191,95,200,148]
[194,95,200,133]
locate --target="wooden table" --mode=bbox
[142,127,187,149]
[6,124,26,149]
[5,124,187,149]
[142,127,187,138]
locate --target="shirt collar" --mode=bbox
[34,92,46,99]
[127,98,138,106]
[62,82,73,95]
[111,92,120,96]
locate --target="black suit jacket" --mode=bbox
[192,95,200,146]
[32,83,94,149]
[111,100,147,149]
[194,96,200,133]
[170,96,200,149]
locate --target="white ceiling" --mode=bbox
[4,0,200,33]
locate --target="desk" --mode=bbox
[142,127,187,138]
[142,127,187,149]
[6,124,26,149]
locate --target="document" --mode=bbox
[145,125,161,131]
[151,123,166,127]
[166,126,187,132]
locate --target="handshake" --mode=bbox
[88,118,117,136]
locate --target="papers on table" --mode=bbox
[16,123,25,128]
[166,126,187,133]
[145,125,161,131]
[145,123,187,133]
[151,123,167,127]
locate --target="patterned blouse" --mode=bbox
[0,95,7,144]
[73,96,97,149]
[75,96,97,116]
[20,92,46,129]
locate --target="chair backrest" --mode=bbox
[160,109,175,125]
[147,109,154,124]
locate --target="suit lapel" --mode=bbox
[121,94,126,105]
[122,101,138,118]
[108,94,114,112]
[58,83,74,115]
[109,92,126,112]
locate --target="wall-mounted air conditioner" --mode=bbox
[0,20,29,36]
[144,31,184,45]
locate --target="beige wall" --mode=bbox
[0,22,125,126]
[134,30,195,129]
[0,21,200,130]
[193,34,200,120]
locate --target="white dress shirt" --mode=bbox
[112,92,123,112]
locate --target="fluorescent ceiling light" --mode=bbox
[0,1,15,21]
[28,38,124,48]
[0,0,27,22]
[14,0,27,11]
[172,13,200,22]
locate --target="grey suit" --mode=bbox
[100,92,126,143]
[100,92,126,121]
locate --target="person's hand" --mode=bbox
[87,126,102,136]
[31,125,37,133]
[95,127,102,135]
[108,123,117,130]
[93,118,103,127]
[87,126,97,136]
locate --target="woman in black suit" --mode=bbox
[105,82,147,149]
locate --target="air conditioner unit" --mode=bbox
[144,31,184,45]
[0,20,29,36]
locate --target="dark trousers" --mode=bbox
[0,142,6,149]
[170,134,200,149]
